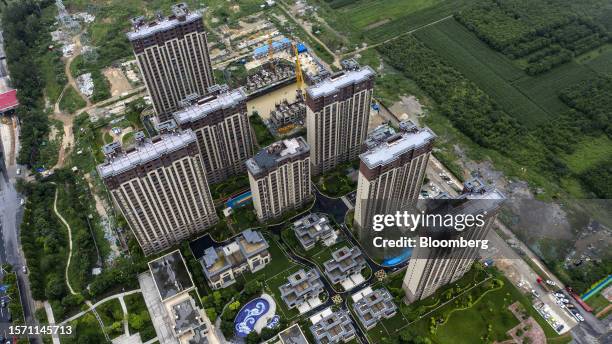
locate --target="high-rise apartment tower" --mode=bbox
[354,121,435,240]
[173,85,253,184]
[98,124,218,255]
[246,137,312,221]
[305,67,375,175]
[127,3,214,121]
[402,178,504,302]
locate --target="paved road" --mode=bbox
[0,145,41,343]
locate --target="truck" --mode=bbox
[566,286,593,313]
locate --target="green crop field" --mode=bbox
[512,62,597,116]
[362,0,470,43]
[562,136,612,174]
[414,19,549,127]
[585,49,612,76]
[332,0,443,30]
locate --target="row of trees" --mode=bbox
[559,76,612,138]
[377,37,522,153]
[456,0,609,73]
[2,0,56,167]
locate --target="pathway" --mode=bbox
[60,289,142,325]
[340,15,453,57]
[52,187,76,296]
[277,0,340,68]
[118,294,130,336]
[43,301,61,344]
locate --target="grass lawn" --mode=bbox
[397,270,568,343]
[39,50,66,104]
[586,293,611,316]
[124,293,156,342]
[96,298,124,339]
[562,136,612,174]
[210,174,250,200]
[250,114,276,147]
[122,131,135,145]
[59,86,87,114]
[229,204,259,232]
[63,312,106,343]
[263,265,303,320]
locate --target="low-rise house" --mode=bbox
[263,324,309,344]
[310,309,356,344]
[279,268,324,310]
[352,288,397,330]
[293,213,337,251]
[200,229,271,289]
[323,246,366,285]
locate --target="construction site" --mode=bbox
[243,34,327,140]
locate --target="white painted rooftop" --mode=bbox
[360,128,436,169]
[127,11,202,41]
[98,130,196,178]
[306,67,375,99]
[246,137,310,176]
[350,286,373,303]
[309,307,333,325]
[173,88,247,124]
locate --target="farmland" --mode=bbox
[455,0,608,75]
[312,0,470,45]
[323,0,444,30]
[585,48,612,76]
[413,19,548,127]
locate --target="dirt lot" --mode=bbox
[103,67,133,97]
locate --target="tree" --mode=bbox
[228,300,241,311]
[246,332,261,344]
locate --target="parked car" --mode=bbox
[22,266,27,274]
[546,280,556,286]
[16,168,21,175]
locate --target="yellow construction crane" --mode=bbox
[293,42,304,88]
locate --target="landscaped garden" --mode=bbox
[369,264,571,344]
[316,160,359,197]
[124,293,156,342]
[250,113,276,147]
[96,298,124,339]
[210,174,250,200]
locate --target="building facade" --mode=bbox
[200,229,270,289]
[128,3,214,121]
[352,288,397,330]
[309,309,356,344]
[292,213,336,251]
[98,129,218,255]
[279,269,324,310]
[246,137,312,221]
[354,121,436,241]
[173,86,253,184]
[323,246,367,285]
[305,67,375,175]
[402,178,505,302]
